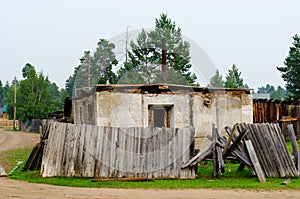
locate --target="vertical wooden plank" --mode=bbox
[41,122,55,177]
[132,127,139,177]
[61,123,71,176]
[55,123,66,176]
[111,127,118,177]
[159,128,169,178]
[81,124,88,177]
[101,126,110,177]
[175,128,181,178]
[245,140,266,183]
[146,127,153,179]
[168,127,175,178]
[135,127,140,177]
[119,127,127,178]
[48,122,60,177]
[140,127,146,177]
[86,125,97,177]
[114,127,121,178]
[67,124,77,177]
[149,127,160,178]
[95,126,104,177]
[158,127,164,178]
[179,128,185,179]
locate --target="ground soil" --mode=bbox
[0,128,299,199]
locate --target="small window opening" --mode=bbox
[148,105,174,128]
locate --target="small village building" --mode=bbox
[73,84,253,150]
[0,104,7,120]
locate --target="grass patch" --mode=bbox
[2,141,300,189]
[0,147,33,171]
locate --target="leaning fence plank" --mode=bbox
[262,123,285,177]
[273,123,298,177]
[245,140,266,183]
[288,124,300,173]
[182,144,213,169]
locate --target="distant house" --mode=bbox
[1,104,7,120]
[252,93,270,100]
[72,84,253,150]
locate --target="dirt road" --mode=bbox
[0,129,40,153]
[0,128,299,199]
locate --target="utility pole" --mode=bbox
[125,26,129,83]
[162,38,167,84]
[125,26,129,64]
[87,53,91,87]
[13,76,16,130]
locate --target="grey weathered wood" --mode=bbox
[262,123,285,177]
[0,165,6,177]
[281,178,291,185]
[41,123,195,179]
[254,123,277,177]
[288,124,300,173]
[223,124,238,156]
[245,140,266,183]
[182,144,213,169]
[272,123,298,177]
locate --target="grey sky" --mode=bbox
[1,0,299,90]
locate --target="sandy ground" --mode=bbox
[0,128,300,199]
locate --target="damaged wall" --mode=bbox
[73,86,253,150]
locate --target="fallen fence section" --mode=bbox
[183,123,299,182]
[244,123,298,178]
[41,122,195,179]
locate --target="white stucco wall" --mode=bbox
[74,90,253,150]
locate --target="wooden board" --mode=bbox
[245,140,266,183]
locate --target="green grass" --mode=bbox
[0,148,33,171]
[1,141,300,189]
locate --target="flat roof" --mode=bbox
[95,84,252,94]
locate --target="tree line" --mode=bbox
[1,63,67,121]
[1,14,299,122]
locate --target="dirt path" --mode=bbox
[0,129,40,153]
[0,128,300,199]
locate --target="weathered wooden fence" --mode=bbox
[0,119,18,129]
[41,122,195,179]
[253,99,300,138]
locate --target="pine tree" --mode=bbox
[224,64,247,88]
[118,13,197,85]
[208,70,224,87]
[277,34,300,102]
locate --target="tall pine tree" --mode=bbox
[118,13,197,85]
[208,70,224,87]
[277,34,300,102]
[225,64,247,88]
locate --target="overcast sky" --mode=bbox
[1,0,299,91]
